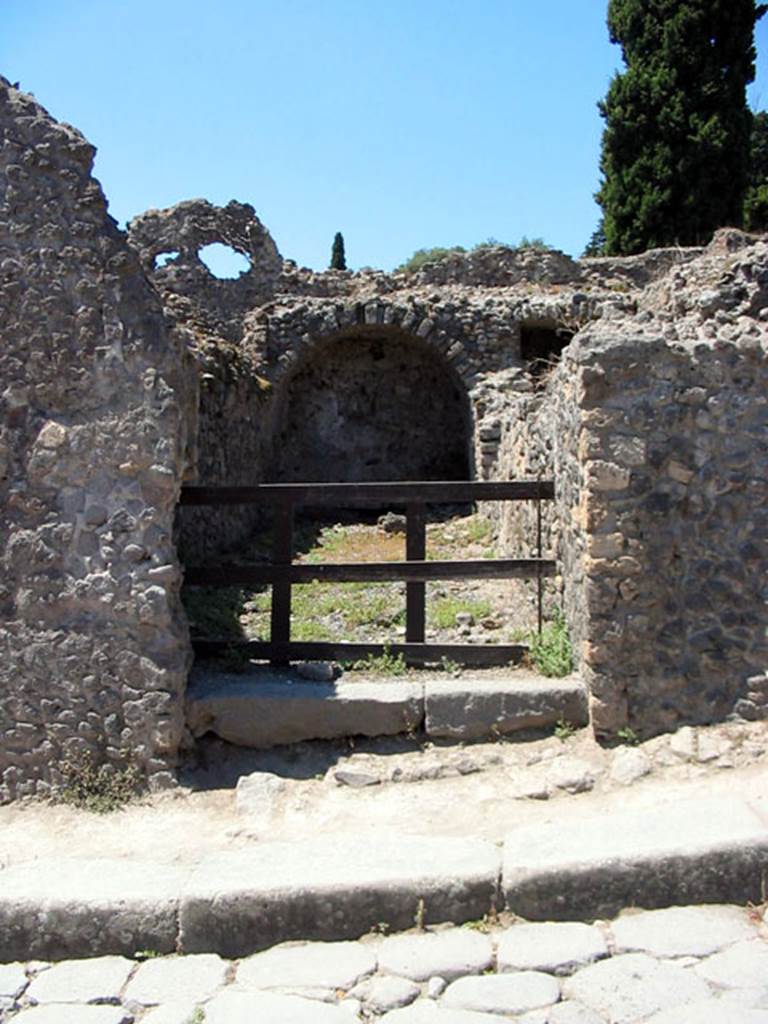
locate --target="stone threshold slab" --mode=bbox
[186,668,587,748]
[0,835,500,961]
[503,795,768,921]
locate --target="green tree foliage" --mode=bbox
[582,219,607,257]
[330,231,347,270]
[597,0,767,255]
[744,111,768,231]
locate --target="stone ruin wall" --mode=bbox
[0,80,193,801]
[2,77,767,801]
[499,233,768,736]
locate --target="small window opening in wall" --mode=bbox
[520,322,574,385]
[154,250,180,270]
[198,242,251,279]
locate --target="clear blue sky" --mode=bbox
[4,1,768,271]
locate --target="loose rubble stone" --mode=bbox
[441,972,561,1014]
[547,758,597,794]
[497,922,608,974]
[609,747,651,785]
[236,941,376,991]
[611,905,757,958]
[26,956,134,1005]
[235,771,287,824]
[297,662,336,682]
[333,769,381,788]
[427,977,447,998]
[562,953,712,1022]
[377,930,493,981]
[123,953,228,1006]
[669,727,698,760]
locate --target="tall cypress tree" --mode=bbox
[597,0,767,255]
[330,231,347,270]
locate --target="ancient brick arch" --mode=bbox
[247,294,523,388]
[263,322,475,484]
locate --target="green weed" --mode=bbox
[348,647,407,676]
[59,753,142,814]
[554,717,577,742]
[429,597,492,631]
[527,609,573,678]
[616,725,640,746]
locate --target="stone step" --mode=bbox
[185,667,588,748]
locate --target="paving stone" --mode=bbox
[609,747,651,785]
[562,952,711,1023]
[236,940,376,991]
[381,1002,516,1022]
[348,975,421,1012]
[612,905,757,957]
[10,1006,131,1024]
[441,972,560,1015]
[644,998,768,1023]
[378,929,493,981]
[544,1003,606,1023]
[497,922,608,975]
[695,938,768,989]
[0,963,28,998]
[123,953,228,1006]
[26,956,134,1004]
[139,1003,204,1024]
[204,989,354,1022]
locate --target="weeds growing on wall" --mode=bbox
[528,608,573,678]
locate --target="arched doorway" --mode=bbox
[268,328,473,483]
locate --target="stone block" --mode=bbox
[442,973,560,1015]
[0,859,185,960]
[179,835,500,958]
[424,676,588,740]
[503,796,768,920]
[205,990,352,1023]
[377,930,493,982]
[611,905,757,958]
[186,672,423,748]
[123,953,228,1006]
[236,940,376,991]
[26,956,133,1004]
[497,922,607,975]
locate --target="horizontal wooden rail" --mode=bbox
[180,480,554,507]
[185,558,556,587]
[192,639,528,668]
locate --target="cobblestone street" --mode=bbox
[2,903,768,1023]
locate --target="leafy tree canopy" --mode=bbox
[597,0,767,255]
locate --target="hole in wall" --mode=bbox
[520,321,574,384]
[154,250,180,270]
[198,243,251,279]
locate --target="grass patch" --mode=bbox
[347,647,407,676]
[58,753,142,813]
[527,608,573,678]
[182,586,246,639]
[430,596,492,630]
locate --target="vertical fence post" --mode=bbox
[270,501,294,665]
[536,494,543,636]
[406,502,426,644]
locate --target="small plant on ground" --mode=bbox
[554,717,577,743]
[59,752,142,813]
[186,1009,206,1024]
[438,656,461,675]
[430,596,492,631]
[616,725,640,746]
[527,608,572,678]
[349,647,407,676]
[134,948,162,960]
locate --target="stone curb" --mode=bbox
[2,794,767,961]
[503,795,768,920]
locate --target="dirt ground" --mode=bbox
[1,718,766,871]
